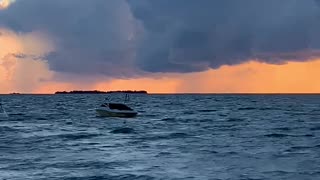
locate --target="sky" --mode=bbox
[1,0,320,93]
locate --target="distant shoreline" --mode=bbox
[1,92,320,95]
[54,90,148,94]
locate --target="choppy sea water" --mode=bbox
[0,94,320,180]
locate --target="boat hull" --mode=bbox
[95,108,137,118]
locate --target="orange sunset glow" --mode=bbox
[0,0,11,10]
[1,27,320,94]
[31,59,320,94]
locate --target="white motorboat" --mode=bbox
[95,95,138,118]
[96,102,138,118]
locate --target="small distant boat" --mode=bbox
[95,94,138,118]
[0,102,8,118]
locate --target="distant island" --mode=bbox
[55,90,107,94]
[106,90,148,94]
[10,93,21,95]
[54,90,148,94]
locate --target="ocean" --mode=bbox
[0,94,319,180]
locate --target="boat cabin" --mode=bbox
[101,103,133,111]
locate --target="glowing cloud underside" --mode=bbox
[33,59,320,94]
[174,60,320,93]
[0,28,55,93]
[0,0,14,10]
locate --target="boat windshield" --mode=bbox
[101,103,108,107]
[109,103,133,111]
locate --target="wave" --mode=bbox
[310,126,320,131]
[61,174,156,180]
[141,132,190,141]
[264,133,314,138]
[197,109,217,112]
[110,127,135,134]
[56,133,101,140]
[227,117,245,122]
[238,107,257,110]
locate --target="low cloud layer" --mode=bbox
[1,0,320,76]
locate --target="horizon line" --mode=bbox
[1,93,320,95]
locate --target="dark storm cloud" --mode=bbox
[128,0,320,72]
[1,0,320,76]
[0,0,141,77]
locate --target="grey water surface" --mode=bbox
[0,94,320,180]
